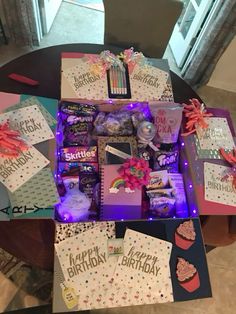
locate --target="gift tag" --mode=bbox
[204,162,236,206]
[0,105,55,145]
[0,146,49,192]
[60,283,78,309]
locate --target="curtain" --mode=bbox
[182,0,236,88]
[1,0,40,47]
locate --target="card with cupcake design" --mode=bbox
[176,257,200,293]
[53,218,212,313]
[175,220,196,250]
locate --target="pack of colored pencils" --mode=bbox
[107,64,131,99]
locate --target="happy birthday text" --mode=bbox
[73,72,100,90]
[132,71,160,88]
[0,151,33,179]
[120,246,160,276]
[66,245,106,278]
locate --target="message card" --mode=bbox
[113,229,173,300]
[0,105,55,145]
[196,118,234,151]
[204,162,236,206]
[129,64,169,101]
[0,146,49,192]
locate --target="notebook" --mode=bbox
[100,164,142,220]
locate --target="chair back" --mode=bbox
[103,0,183,58]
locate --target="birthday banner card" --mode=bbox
[204,162,236,206]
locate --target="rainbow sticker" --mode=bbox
[109,177,135,194]
[109,177,125,193]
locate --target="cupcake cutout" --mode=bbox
[176,258,200,293]
[175,220,196,250]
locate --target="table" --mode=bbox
[0,44,235,271]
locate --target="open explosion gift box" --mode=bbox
[1,49,236,312]
[53,48,233,312]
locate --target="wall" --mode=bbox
[208,35,236,93]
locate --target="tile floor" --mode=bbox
[0,1,236,313]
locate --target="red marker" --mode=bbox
[8,73,39,86]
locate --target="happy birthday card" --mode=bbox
[54,226,118,299]
[113,229,173,298]
[129,64,169,101]
[204,162,236,206]
[62,60,107,100]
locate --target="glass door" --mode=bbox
[169,0,214,68]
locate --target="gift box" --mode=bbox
[8,51,236,311]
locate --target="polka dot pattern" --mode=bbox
[3,97,57,127]
[54,223,174,311]
[9,167,60,217]
[129,65,169,101]
[113,229,173,303]
[63,61,107,100]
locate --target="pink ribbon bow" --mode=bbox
[118,157,151,190]
[220,147,236,190]
[181,98,213,136]
[0,121,28,158]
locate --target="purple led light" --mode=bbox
[181,142,185,147]
[121,219,124,221]
[109,100,113,104]
[189,184,193,189]
[193,209,197,214]
[148,218,153,221]
[184,161,188,166]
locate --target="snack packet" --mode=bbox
[146,170,169,189]
[150,102,183,144]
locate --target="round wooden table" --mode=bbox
[0,44,232,271]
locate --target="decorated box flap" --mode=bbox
[61,51,174,103]
[53,218,211,312]
[0,92,59,219]
[181,106,236,215]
